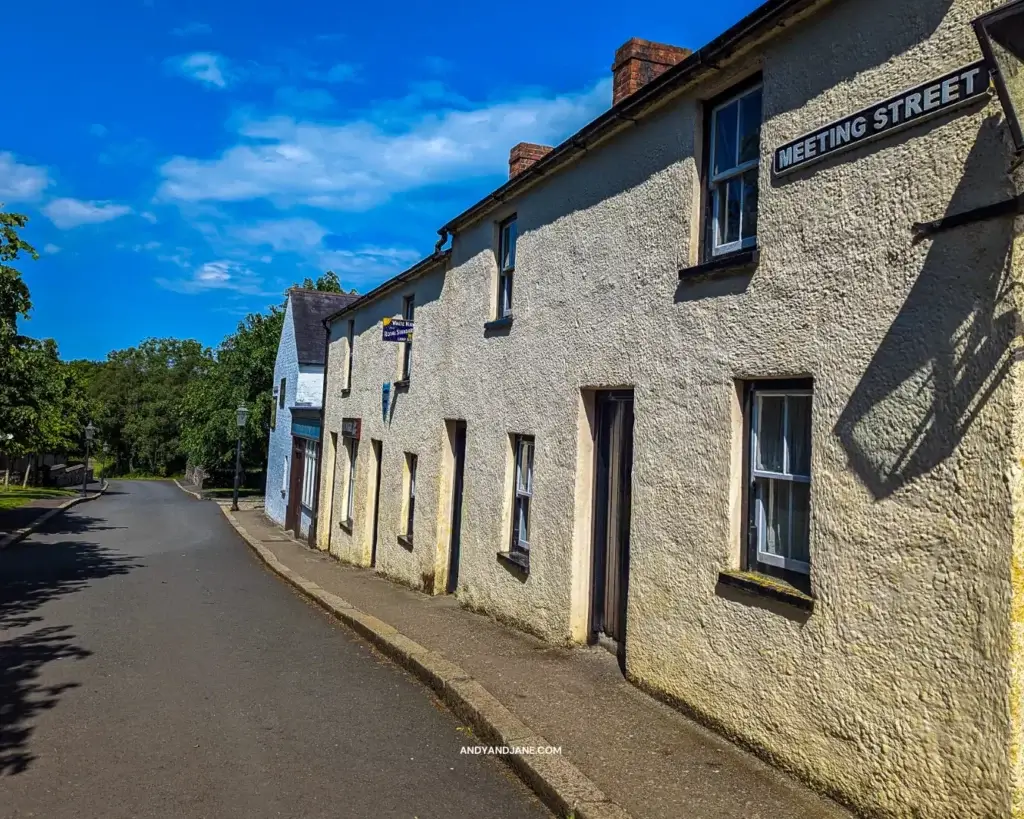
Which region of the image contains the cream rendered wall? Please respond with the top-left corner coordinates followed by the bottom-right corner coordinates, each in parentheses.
top-left (318, 0), bottom-right (1022, 814)
top-left (321, 264), bottom-right (449, 591)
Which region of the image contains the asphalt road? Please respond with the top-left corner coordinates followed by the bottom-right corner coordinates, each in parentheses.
top-left (0, 480), bottom-right (548, 819)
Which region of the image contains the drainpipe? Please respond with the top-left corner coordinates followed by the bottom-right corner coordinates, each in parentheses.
top-left (309, 318), bottom-right (332, 549)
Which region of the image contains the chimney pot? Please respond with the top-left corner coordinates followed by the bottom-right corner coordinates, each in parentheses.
top-left (509, 142), bottom-right (554, 178)
top-left (611, 38), bottom-right (691, 106)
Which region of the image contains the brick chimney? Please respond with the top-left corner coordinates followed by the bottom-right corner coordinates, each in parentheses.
top-left (509, 142), bottom-right (553, 178)
top-left (611, 38), bottom-right (691, 106)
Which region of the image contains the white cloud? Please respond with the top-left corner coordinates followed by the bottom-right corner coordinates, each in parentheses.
top-left (172, 21), bottom-right (212, 36)
top-left (274, 87), bottom-right (335, 111)
top-left (167, 52), bottom-right (231, 89)
top-left (232, 217), bottom-right (329, 252)
top-left (317, 63), bottom-right (357, 83)
top-left (155, 259), bottom-right (275, 295)
top-left (43, 198), bottom-right (132, 229)
top-left (317, 246), bottom-right (421, 284)
top-left (89, 123), bottom-right (108, 137)
top-left (0, 152), bottom-right (51, 202)
top-left (131, 241), bottom-right (163, 252)
top-left (140, 210), bottom-right (159, 223)
top-left (43, 243), bottom-right (61, 255)
top-left (156, 78), bottom-right (611, 210)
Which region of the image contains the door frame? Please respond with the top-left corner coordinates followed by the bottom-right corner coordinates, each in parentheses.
top-left (588, 390), bottom-right (635, 661)
top-left (366, 439), bottom-right (383, 568)
top-left (286, 436), bottom-right (305, 534)
top-left (446, 420), bottom-right (467, 594)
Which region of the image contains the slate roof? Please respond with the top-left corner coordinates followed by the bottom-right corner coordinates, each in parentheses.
top-left (290, 289), bottom-right (359, 365)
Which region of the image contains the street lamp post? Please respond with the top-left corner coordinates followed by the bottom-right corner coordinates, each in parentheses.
top-left (82, 422), bottom-right (96, 496)
top-left (232, 404), bottom-right (249, 512)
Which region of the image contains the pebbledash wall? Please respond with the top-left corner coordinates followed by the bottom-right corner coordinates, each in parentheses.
top-left (317, 0), bottom-right (1024, 815)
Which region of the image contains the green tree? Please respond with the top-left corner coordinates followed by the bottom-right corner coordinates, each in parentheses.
top-left (0, 209), bottom-right (36, 341)
top-left (181, 308), bottom-right (284, 475)
top-left (300, 269), bottom-right (344, 293)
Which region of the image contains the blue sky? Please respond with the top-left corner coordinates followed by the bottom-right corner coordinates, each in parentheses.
top-left (3, 0), bottom-right (761, 361)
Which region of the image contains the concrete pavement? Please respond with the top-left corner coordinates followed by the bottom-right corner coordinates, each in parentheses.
top-left (227, 507), bottom-right (854, 819)
top-left (0, 480), bottom-right (548, 819)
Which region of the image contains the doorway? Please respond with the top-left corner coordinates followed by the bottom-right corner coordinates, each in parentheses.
top-left (286, 437), bottom-right (305, 534)
top-left (446, 421), bottom-right (467, 593)
top-left (590, 390), bottom-right (635, 661)
top-left (324, 432), bottom-right (338, 548)
top-left (369, 439), bottom-right (383, 567)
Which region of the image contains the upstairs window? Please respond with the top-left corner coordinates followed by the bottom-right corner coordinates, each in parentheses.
top-left (498, 216), bottom-right (517, 318)
top-left (707, 83), bottom-right (762, 258)
top-left (401, 296), bottom-right (415, 380)
top-left (345, 319), bottom-right (355, 389)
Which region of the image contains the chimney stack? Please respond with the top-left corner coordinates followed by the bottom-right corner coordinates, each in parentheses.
top-left (509, 142), bottom-right (553, 178)
top-left (611, 38), bottom-right (691, 106)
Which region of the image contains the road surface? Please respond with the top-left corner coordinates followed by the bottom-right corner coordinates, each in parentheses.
top-left (0, 480), bottom-right (548, 818)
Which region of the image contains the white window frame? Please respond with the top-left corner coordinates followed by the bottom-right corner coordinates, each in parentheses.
top-left (301, 439), bottom-right (319, 509)
top-left (511, 435), bottom-right (534, 555)
top-left (750, 388), bottom-right (811, 574)
top-left (405, 453), bottom-right (417, 537)
top-left (401, 296), bottom-right (415, 380)
top-left (708, 84), bottom-right (762, 257)
top-left (341, 437), bottom-right (357, 523)
top-left (498, 216), bottom-right (516, 318)
top-left (345, 319), bottom-right (355, 389)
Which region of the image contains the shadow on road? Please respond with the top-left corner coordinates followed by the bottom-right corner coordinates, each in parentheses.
top-left (0, 522), bottom-right (142, 775)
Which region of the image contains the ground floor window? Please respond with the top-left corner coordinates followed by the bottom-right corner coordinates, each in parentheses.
top-left (301, 438), bottom-right (319, 509)
top-left (511, 435), bottom-right (534, 558)
top-left (403, 453), bottom-right (417, 539)
top-left (342, 437), bottom-right (358, 523)
top-left (747, 380), bottom-right (812, 578)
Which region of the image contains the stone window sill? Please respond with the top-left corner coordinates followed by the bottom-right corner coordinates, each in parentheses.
top-left (397, 533), bottom-right (414, 550)
top-left (338, 518), bottom-right (354, 533)
top-left (340, 387), bottom-right (351, 397)
top-left (717, 569), bottom-right (814, 612)
top-left (497, 549), bottom-right (530, 574)
top-left (679, 248), bottom-right (759, 280)
top-left (484, 314), bottom-right (514, 335)
top-left (394, 378), bottom-right (410, 391)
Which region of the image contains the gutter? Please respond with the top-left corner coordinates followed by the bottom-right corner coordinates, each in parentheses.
top-left (437, 0), bottom-right (826, 237)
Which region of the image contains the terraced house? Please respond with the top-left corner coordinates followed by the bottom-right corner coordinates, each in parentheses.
top-left (312, 0), bottom-right (1024, 814)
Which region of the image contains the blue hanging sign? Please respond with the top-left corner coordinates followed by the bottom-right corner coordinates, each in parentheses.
top-left (382, 317), bottom-right (414, 343)
top-left (382, 383), bottom-right (391, 422)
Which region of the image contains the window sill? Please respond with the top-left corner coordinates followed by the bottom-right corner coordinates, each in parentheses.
top-left (484, 314), bottom-right (514, 335)
top-left (394, 378), bottom-right (410, 391)
top-left (679, 248), bottom-right (759, 280)
top-left (496, 550), bottom-right (530, 574)
top-left (338, 518), bottom-right (354, 533)
top-left (717, 569), bottom-right (814, 611)
top-left (397, 533), bottom-right (414, 550)
top-left (340, 387), bottom-right (351, 397)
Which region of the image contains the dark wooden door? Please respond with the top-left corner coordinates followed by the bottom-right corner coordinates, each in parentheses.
top-left (590, 391), bottom-right (635, 651)
top-left (370, 440), bottom-right (382, 567)
top-left (286, 438), bottom-right (304, 533)
top-left (446, 421), bottom-right (467, 594)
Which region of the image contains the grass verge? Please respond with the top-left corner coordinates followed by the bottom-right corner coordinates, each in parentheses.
top-left (0, 485), bottom-right (79, 511)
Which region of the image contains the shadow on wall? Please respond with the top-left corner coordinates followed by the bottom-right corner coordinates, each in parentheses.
top-left (834, 116), bottom-right (1017, 500)
top-left (0, 527), bottom-right (141, 775)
